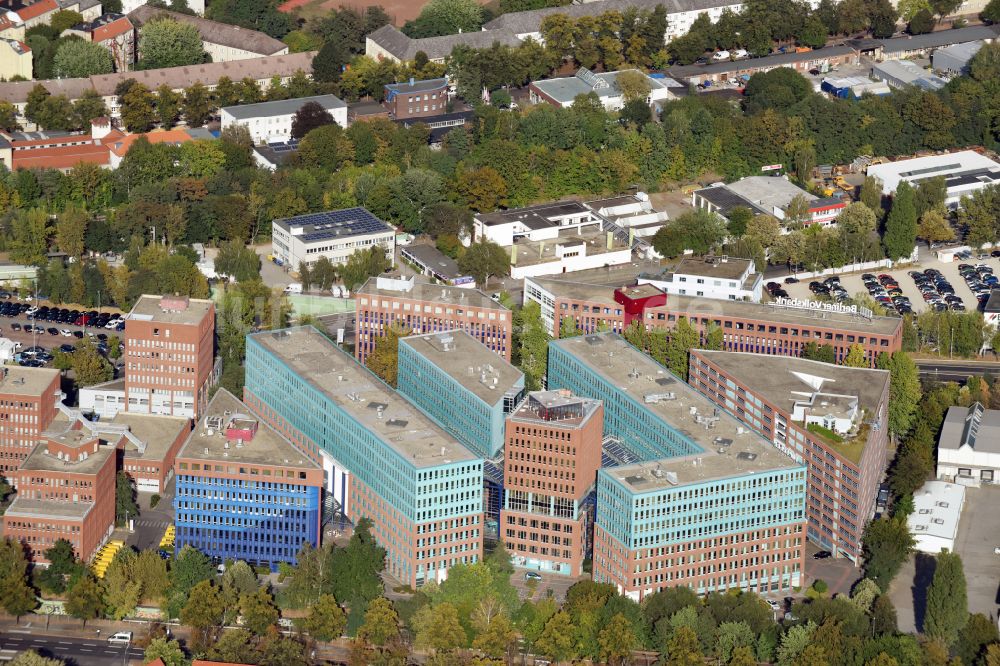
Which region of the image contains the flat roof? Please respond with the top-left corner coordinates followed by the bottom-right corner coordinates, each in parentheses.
top-left (877, 24), bottom-right (1000, 53)
top-left (0, 364), bottom-right (58, 396)
top-left (112, 412), bottom-right (190, 462)
top-left (694, 350), bottom-right (889, 463)
top-left (400, 244), bottom-right (464, 281)
top-left (532, 68), bottom-right (670, 103)
top-left (178, 388), bottom-right (318, 468)
top-left (668, 45), bottom-right (856, 78)
top-left (509, 390), bottom-right (601, 429)
top-left (512, 226), bottom-right (627, 266)
top-left (867, 150), bottom-right (1000, 193)
top-left (693, 184), bottom-right (769, 217)
top-left (529, 277), bottom-right (902, 335)
top-left (274, 207), bottom-right (393, 243)
top-left (670, 256), bottom-right (753, 281)
top-left (385, 78), bottom-right (447, 94)
top-left (4, 496), bottom-right (93, 520)
top-left (477, 201), bottom-right (591, 228)
top-left (400, 330), bottom-right (523, 405)
top-left (908, 480), bottom-right (964, 546)
top-left (222, 94), bottom-right (345, 120)
top-left (555, 333), bottom-right (800, 491)
top-left (128, 295), bottom-right (213, 326)
top-left (725, 176), bottom-right (817, 210)
top-left (251, 327), bottom-right (479, 467)
top-left (358, 275), bottom-right (506, 311)
top-left (20, 437), bottom-right (114, 475)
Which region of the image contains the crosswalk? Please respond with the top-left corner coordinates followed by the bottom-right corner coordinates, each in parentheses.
top-left (133, 519), bottom-right (169, 529)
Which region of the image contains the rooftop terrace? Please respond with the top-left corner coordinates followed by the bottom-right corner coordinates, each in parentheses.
top-left (251, 327), bottom-right (479, 468)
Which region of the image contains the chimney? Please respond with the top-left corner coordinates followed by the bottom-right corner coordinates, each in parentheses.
top-left (91, 116), bottom-right (111, 141)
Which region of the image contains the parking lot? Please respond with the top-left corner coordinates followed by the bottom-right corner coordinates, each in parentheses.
top-left (779, 253), bottom-right (1000, 315)
top-left (888, 485), bottom-right (1000, 633)
top-left (0, 298), bottom-right (123, 367)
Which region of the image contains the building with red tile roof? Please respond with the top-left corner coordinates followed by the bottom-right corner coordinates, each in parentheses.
top-left (65, 13), bottom-right (135, 71)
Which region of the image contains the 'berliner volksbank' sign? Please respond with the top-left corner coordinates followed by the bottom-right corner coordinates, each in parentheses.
top-left (774, 297), bottom-right (874, 320)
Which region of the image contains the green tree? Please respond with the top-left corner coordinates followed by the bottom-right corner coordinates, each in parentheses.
top-left (871, 594), bottom-right (898, 635)
top-left (715, 621), bottom-right (755, 662)
top-left (666, 625), bottom-right (703, 665)
top-left (178, 140), bottom-right (226, 179)
top-left (0, 538), bottom-right (38, 620)
top-left (180, 580), bottom-right (225, 632)
top-left (598, 613), bottom-right (637, 666)
top-left (956, 612), bottom-right (998, 665)
top-left (405, 0), bottom-right (483, 37)
top-left (356, 597), bottom-right (400, 647)
top-left (181, 82), bottom-right (213, 127)
top-left (65, 574), bottom-right (104, 626)
top-left (803, 341), bottom-right (837, 364)
top-left (536, 610), bottom-right (576, 662)
top-left (143, 637), bottom-right (188, 666)
top-left (10, 208), bottom-right (51, 266)
top-left (984, 0), bottom-right (1000, 22)
top-left (414, 602), bottom-right (466, 653)
top-left (71, 339), bottom-right (113, 386)
top-left (365, 322), bottom-right (408, 387)
top-left (519, 301), bottom-right (549, 391)
top-left (884, 181), bottom-right (917, 260)
top-left (916, 210), bottom-right (954, 246)
top-left (340, 246), bottom-right (391, 291)
top-left (312, 40), bottom-right (349, 83)
top-left (8, 652), bottom-right (64, 666)
top-left (206, 629), bottom-right (258, 664)
top-left (559, 316), bottom-right (581, 338)
top-left (458, 241), bottom-right (509, 287)
top-left (115, 470), bottom-right (139, 525)
top-left (0, 100), bottom-right (19, 131)
top-left (164, 545), bottom-right (215, 619)
top-left (862, 517), bottom-right (915, 591)
top-left (324, 518), bottom-right (386, 631)
top-left (876, 351), bottom-right (922, 438)
top-left (155, 84), bottom-right (182, 128)
top-left (908, 8), bottom-right (936, 33)
top-left (53, 39), bottom-right (113, 77)
top-left (215, 241), bottom-right (261, 282)
top-left (843, 342), bottom-right (869, 367)
top-left (456, 167), bottom-right (508, 212)
top-left (138, 17), bottom-right (206, 69)
top-left (652, 210), bottom-right (728, 259)
top-left (924, 550), bottom-right (968, 646)
top-left (304, 594), bottom-right (346, 642)
top-left (472, 611), bottom-right (517, 660)
top-left (120, 83), bottom-right (157, 133)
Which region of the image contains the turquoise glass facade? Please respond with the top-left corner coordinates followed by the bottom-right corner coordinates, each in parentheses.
top-left (396, 339), bottom-right (523, 459)
top-left (547, 341), bottom-right (702, 461)
top-left (244, 329), bottom-right (484, 586)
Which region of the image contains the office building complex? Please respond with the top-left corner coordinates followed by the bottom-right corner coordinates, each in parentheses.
top-left (548, 333), bottom-right (807, 600)
top-left (524, 277), bottom-right (902, 366)
top-left (244, 326), bottom-right (484, 587)
top-left (112, 412), bottom-right (191, 494)
top-left (355, 275), bottom-right (513, 363)
top-left (383, 78), bottom-right (449, 119)
top-left (124, 295), bottom-right (216, 418)
top-left (173, 389), bottom-right (322, 571)
top-left (502, 391), bottom-right (602, 576)
top-left (3, 415), bottom-right (117, 562)
top-left (220, 94), bottom-right (347, 144)
top-left (398, 331), bottom-right (524, 460)
top-left (0, 365), bottom-right (62, 473)
top-left (271, 207), bottom-right (395, 273)
top-left (689, 350), bottom-right (891, 561)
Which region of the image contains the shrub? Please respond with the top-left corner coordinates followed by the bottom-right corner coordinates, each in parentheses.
top-left (150, 494), bottom-right (161, 509)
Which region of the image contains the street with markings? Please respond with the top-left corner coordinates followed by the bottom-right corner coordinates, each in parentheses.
top-left (0, 633), bottom-right (143, 665)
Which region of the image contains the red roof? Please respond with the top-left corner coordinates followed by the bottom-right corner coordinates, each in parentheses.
top-left (92, 16), bottom-right (133, 42)
top-left (15, 0), bottom-right (57, 21)
top-left (12, 142), bottom-right (109, 171)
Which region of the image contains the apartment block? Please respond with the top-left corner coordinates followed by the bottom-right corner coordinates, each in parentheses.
top-left (0, 365), bottom-right (62, 473)
top-left (120, 295), bottom-right (216, 418)
top-left (355, 275), bottom-right (512, 363)
top-left (524, 277), bottom-right (902, 366)
top-left (502, 391), bottom-right (602, 576)
top-left (244, 326), bottom-right (484, 587)
top-left (689, 350), bottom-right (891, 562)
top-left (3, 416), bottom-right (116, 562)
top-left (173, 389), bottom-right (322, 571)
top-left (548, 333), bottom-right (807, 600)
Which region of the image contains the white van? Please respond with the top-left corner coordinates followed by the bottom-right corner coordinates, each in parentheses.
top-left (283, 283), bottom-right (303, 294)
top-left (712, 50), bottom-right (731, 60)
top-left (733, 49), bottom-right (749, 59)
top-left (331, 286), bottom-right (342, 298)
top-left (107, 631), bottom-right (132, 645)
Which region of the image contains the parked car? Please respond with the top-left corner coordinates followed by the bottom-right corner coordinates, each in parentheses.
top-left (107, 632), bottom-right (132, 646)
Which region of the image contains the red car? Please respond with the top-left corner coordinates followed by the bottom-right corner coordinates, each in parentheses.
top-left (74, 314), bottom-right (91, 326)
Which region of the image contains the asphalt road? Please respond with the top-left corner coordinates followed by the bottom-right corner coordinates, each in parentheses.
top-left (0, 632), bottom-right (143, 666)
top-left (915, 359), bottom-right (1000, 382)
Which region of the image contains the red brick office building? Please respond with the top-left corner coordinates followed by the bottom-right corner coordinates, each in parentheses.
top-left (502, 390), bottom-right (603, 577)
top-left (525, 277), bottom-right (903, 367)
top-left (3, 424), bottom-right (116, 563)
top-left (689, 349), bottom-right (892, 562)
top-left (0, 366), bottom-right (62, 473)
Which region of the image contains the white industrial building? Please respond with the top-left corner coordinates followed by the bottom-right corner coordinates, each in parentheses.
top-left (220, 94), bottom-right (347, 145)
top-left (529, 68), bottom-right (677, 111)
top-left (870, 60), bottom-right (947, 91)
top-left (867, 150), bottom-right (1000, 210)
top-left (908, 481), bottom-right (965, 554)
top-left (271, 207), bottom-right (395, 273)
top-left (585, 193), bottom-right (669, 238)
top-left (473, 201), bottom-right (634, 279)
top-left (937, 402), bottom-right (1000, 485)
top-left (638, 255), bottom-right (763, 302)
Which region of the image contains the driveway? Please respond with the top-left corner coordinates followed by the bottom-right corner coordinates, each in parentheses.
top-left (127, 477), bottom-right (176, 552)
top-left (888, 485), bottom-right (1000, 634)
top-left (803, 541), bottom-right (862, 597)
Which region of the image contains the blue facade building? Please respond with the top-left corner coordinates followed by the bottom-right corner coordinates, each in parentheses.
top-left (172, 388), bottom-right (322, 571)
top-left (548, 333), bottom-right (807, 600)
top-left (243, 326), bottom-right (484, 588)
